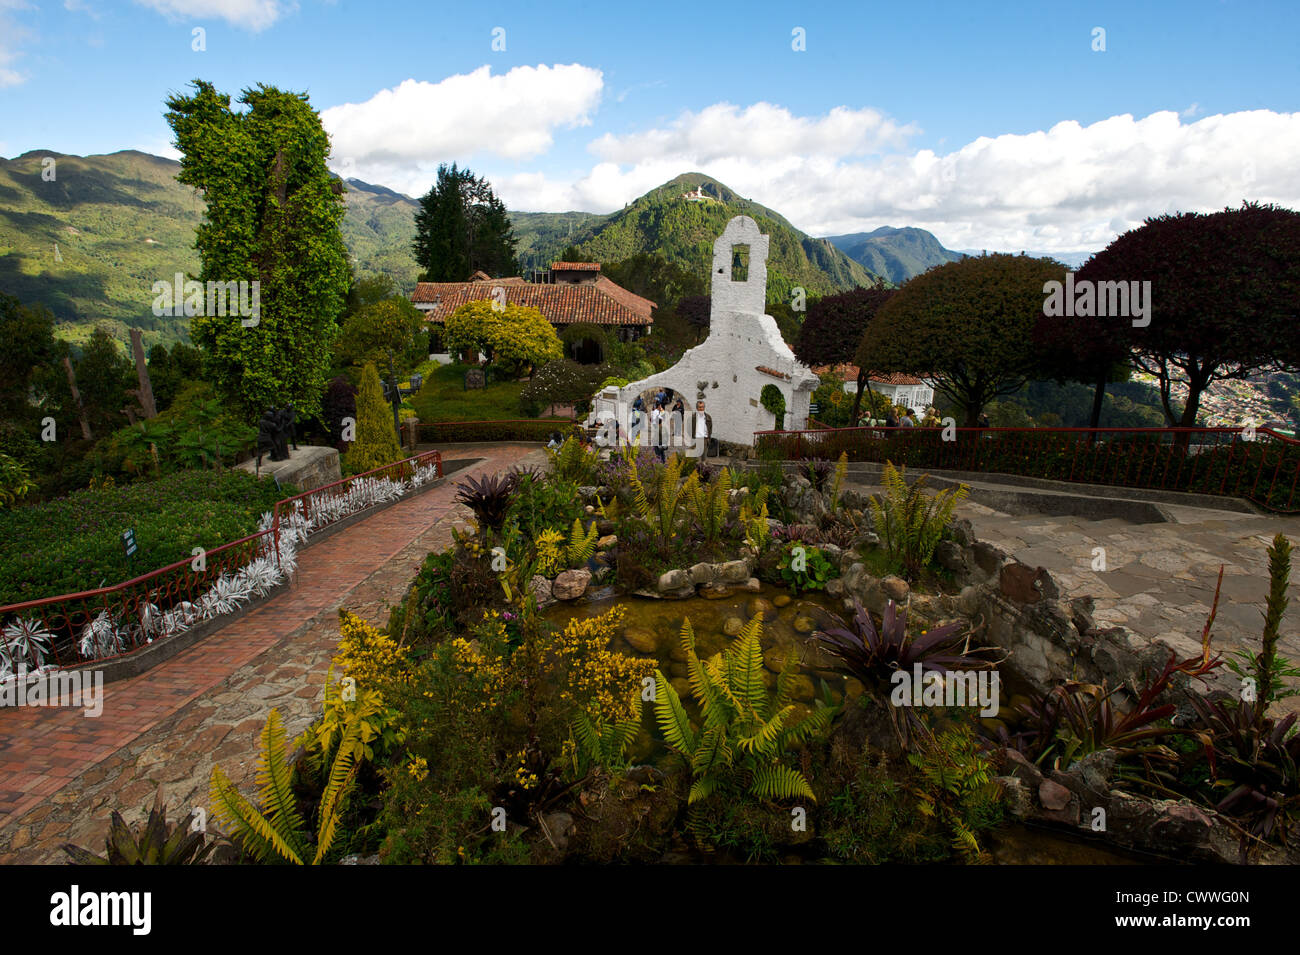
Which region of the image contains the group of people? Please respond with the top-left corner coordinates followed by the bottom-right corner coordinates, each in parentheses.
top-left (856, 406), bottom-right (992, 429)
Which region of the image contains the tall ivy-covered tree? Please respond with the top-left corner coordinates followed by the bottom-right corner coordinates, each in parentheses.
top-left (413, 164), bottom-right (518, 281)
top-left (1075, 202), bottom-right (1300, 429)
top-left (794, 284), bottom-right (895, 422)
top-left (856, 255), bottom-right (1066, 426)
top-left (165, 80), bottom-right (350, 420)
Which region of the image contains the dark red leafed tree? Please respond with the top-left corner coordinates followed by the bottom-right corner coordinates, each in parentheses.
top-left (794, 284), bottom-right (896, 422)
top-left (1077, 202), bottom-right (1300, 429)
top-left (1032, 287), bottom-right (1132, 429)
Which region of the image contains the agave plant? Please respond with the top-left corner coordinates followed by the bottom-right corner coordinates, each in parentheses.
top-left (454, 471), bottom-right (518, 532)
top-left (63, 787), bottom-right (216, 865)
top-left (238, 557), bottom-right (283, 598)
top-left (197, 573), bottom-right (252, 619)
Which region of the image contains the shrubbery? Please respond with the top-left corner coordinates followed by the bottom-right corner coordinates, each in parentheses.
top-left (0, 469), bottom-right (289, 605)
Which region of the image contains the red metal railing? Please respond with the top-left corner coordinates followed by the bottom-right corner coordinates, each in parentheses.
top-left (1, 451), bottom-right (443, 670)
top-left (753, 425), bottom-right (1300, 513)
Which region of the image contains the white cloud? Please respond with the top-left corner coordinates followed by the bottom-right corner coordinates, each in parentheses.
top-left (0, 0), bottom-right (33, 88)
top-left (321, 64), bottom-right (604, 194)
top-left (133, 0), bottom-right (296, 31)
top-left (589, 101), bottom-right (919, 164)
top-left (494, 107), bottom-right (1300, 255)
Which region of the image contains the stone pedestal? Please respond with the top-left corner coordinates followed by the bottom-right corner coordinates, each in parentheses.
top-left (237, 445), bottom-right (341, 492)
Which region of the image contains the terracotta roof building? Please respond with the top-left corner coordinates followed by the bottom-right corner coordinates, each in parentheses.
top-left (411, 264), bottom-right (655, 344)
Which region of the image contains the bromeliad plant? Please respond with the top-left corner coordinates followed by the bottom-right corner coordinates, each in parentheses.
top-left (653, 615), bottom-right (835, 808)
top-left (814, 597), bottom-right (996, 747)
top-left (454, 471), bottom-right (518, 534)
top-left (63, 786), bottom-right (217, 865)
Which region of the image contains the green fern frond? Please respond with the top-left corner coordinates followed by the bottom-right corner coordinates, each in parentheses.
top-left (313, 737), bottom-right (361, 864)
top-left (749, 763), bottom-right (816, 802)
top-left (739, 706), bottom-right (791, 757)
top-left (210, 764), bottom-right (304, 865)
top-left (653, 670), bottom-right (696, 756)
top-left (254, 710), bottom-right (310, 862)
top-left (565, 517), bottom-right (599, 567)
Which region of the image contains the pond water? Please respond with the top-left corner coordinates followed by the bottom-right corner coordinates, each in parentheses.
top-left (544, 586), bottom-right (1164, 865)
top-left (543, 583), bottom-right (859, 708)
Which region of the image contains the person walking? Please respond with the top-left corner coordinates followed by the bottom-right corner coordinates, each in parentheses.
top-left (884, 407), bottom-right (899, 429)
top-left (651, 401), bottom-right (666, 463)
top-left (900, 408), bottom-right (916, 427)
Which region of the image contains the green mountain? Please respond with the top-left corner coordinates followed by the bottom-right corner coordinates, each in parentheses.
top-left (823, 226), bottom-right (966, 284)
top-left (540, 173), bottom-right (878, 302)
top-left (1, 155), bottom-right (875, 348)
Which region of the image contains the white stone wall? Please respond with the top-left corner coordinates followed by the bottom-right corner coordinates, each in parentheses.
top-left (597, 217), bottom-right (819, 446)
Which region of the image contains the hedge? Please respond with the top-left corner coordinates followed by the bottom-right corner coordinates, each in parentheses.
top-left (418, 419), bottom-right (582, 444)
top-left (755, 429), bottom-right (1300, 512)
top-left (0, 470), bottom-right (292, 606)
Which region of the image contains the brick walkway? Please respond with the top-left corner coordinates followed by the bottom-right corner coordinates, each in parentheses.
top-left (0, 445), bottom-right (544, 863)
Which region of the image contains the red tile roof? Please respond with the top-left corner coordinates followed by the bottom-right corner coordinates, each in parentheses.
top-left (811, 363), bottom-right (931, 386)
top-left (551, 261), bottom-right (602, 271)
top-left (412, 280), bottom-right (653, 327)
top-left (594, 275), bottom-right (656, 318)
top-left (756, 365), bottom-right (792, 380)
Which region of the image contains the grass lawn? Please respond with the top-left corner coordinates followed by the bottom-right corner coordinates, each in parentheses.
top-left (408, 362), bottom-right (569, 423)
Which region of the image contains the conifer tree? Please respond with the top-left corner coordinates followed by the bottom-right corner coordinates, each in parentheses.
top-left (347, 362), bottom-right (403, 473)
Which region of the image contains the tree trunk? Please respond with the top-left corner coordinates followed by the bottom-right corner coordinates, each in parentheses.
top-left (129, 328), bottom-right (157, 419)
top-left (852, 370), bottom-right (867, 423)
top-left (63, 356), bottom-right (92, 440)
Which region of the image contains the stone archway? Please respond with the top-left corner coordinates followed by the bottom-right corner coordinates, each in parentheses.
top-left (592, 216), bottom-right (818, 448)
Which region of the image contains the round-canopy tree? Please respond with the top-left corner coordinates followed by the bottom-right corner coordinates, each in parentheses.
top-left (856, 254), bottom-right (1067, 426)
top-left (1076, 202), bottom-right (1300, 429)
top-left (794, 284), bottom-right (895, 422)
top-left (444, 300), bottom-right (562, 378)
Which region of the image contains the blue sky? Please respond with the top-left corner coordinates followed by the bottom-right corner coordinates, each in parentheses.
top-left (3, 0), bottom-right (1298, 252)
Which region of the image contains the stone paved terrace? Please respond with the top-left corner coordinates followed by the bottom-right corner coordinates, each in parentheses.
top-left (0, 444), bottom-right (546, 864)
top-left (955, 496), bottom-right (1300, 704)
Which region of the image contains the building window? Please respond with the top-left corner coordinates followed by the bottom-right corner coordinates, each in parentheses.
top-left (731, 244), bottom-right (749, 282)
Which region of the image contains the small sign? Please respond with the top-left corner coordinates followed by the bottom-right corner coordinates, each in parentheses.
top-left (122, 528), bottom-right (138, 558)
top-left (464, 368), bottom-right (486, 390)
top-left (809, 402), bottom-right (820, 414)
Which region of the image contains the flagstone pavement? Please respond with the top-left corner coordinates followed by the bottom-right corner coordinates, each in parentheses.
top-left (0, 444), bottom-right (546, 864)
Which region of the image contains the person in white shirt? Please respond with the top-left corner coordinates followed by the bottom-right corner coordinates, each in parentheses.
top-left (650, 402), bottom-right (666, 462)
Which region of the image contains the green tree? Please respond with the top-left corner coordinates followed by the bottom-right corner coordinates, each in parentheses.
top-left (165, 80), bottom-right (350, 420)
top-left (1075, 202), bottom-right (1300, 429)
top-left (795, 284), bottom-right (896, 422)
top-left (75, 328), bottom-right (134, 438)
top-left (856, 254), bottom-right (1067, 426)
top-left (413, 163), bottom-right (518, 281)
top-left (337, 298), bottom-right (427, 376)
top-left (444, 300), bottom-right (562, 378)
top-left (347, 362), bottom-right (403, 474)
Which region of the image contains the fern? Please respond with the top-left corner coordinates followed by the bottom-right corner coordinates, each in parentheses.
top-left (686, 467), bottom-right (733, 545)
top-left (208, 707), bottom-right (368, 866)
top-left (651, 614), bottom-right (836, 810)
top-left (564, 517), bottom-right (599, 568)
top-left (570, 695), bottom-right (643, 775)
top-left (869, 461), bottom-right (968, 581)
top-left (829, 451), bottom-right (848, 511)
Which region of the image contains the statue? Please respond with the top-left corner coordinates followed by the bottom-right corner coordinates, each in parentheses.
top-left (256, 405), bottom-right (299, 466)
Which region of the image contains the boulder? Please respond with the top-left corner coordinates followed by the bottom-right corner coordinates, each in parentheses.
top-left (717, 559), bottom-right (751, 584)
top-left (1038, 778), bottom-right (1072, 812)
top-left (540, 811), bottom-right (576, 851)
top-left (741, 577), bottom-right (762, 593)
top-left (999, 562), bottom-right (1056, 605)
top-left (657, 569), bottom-right (689, 593)
top-left (881, 575), bottom-right (910, 603)
top-left (688, 562), bottom-right (717, 585)
top-left (745, 597), bottom-right (778, 621)
top-left (972, 540), bottom-right (1007, 577)
top-left (773, 594), bottom-right (792, 608)
top-left (597, 534), bottom-right (618, 550)
top-left (826, 579), bottom-right (845, 597)
top-left (700, 584), bottom-right (733, 599)
top-left (934, 539), bottom-right (967, 573)
top-left (552, 568), bottom-right (592, 601)
top-left (529, 574), bottom-right (555, 610)
top-left (723, 616), bottom-right (745, 637)
top-left (623, 627), bottom-right (659, 654)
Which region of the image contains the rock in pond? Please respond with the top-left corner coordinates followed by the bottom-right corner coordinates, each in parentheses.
top-left (723, 616), bottom-right (745, 637)
top-left (793, 615), bottom-right (817, 634)
top-left (552, 568), bottom-right (592, 601)
top-left (745, 597), bottom-right (778, 621)
top-left (624, 627), bottom-right (659, 654)
top-left (773, 594), bottom-right (792, 608)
